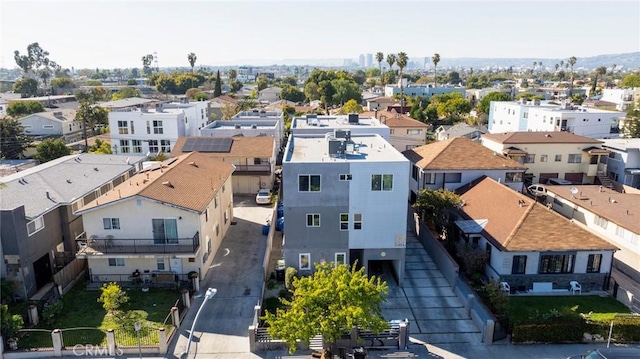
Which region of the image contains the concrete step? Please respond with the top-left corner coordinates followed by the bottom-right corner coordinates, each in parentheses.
top-left (403, 276), bottom-right (450, 288)
top-left (414, 319), bottom-right (480, 334)
top-left (410, 332), bottom-right (483, 344)
top-left (401, 296), bottom-right (464, 309)
top-left (411, 307), bottom-right (470, 321)
top-left (402, 286), bottom-right (457, 298)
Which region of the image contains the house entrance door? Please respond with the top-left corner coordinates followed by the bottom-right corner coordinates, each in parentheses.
top-left (170, 258), bottom-right (183, 275)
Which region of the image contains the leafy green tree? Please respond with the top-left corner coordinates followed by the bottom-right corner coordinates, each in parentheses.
top-left (478, 92), bottom-right (512, 115)
top-left (85, 80), bottom-right (102, 86)
top-left (262, 262), bottom-right (389, 355)
top-left (1, 304), bottom-right (24, 340)
top-left (318, 80), bottom-right (335, 114)
top-left (187, 52), bottom-right (197, 72)
top-left (397, 52), bottom-right (408, 112)
top-left (227, 69), bottom-right (237, 81)
top-left (375, 52), bottom-right (384, 86)
top-left (256, 75), bottom-right (269, 91)
top-left (76, 101), bottom-right (108, 149)
top-left (50, 77), bottom-right (75, 92)
top-left (214, 70), bottom-right (223, 97)
top-left (515, 92), bottom-right (544, 101)
top-left (111, 87), bottom-right (141, 101)
top-left (437, 97), bottom-right (472, 121)
top-left (280, 85), bottom-right (305, 103)
top-left (194, 92), bottom-right (209, 101)
top-left (126, 79), bottom-right (138, 86)
top-left (591, 66), bottom-right (607, 93)
top-left (621, 73), bottom-right (640, 88)
top-left (413, 188), bottom-right (463, 229)
top-left (465, 74), bottom-right (491, 89)
top-left (351, 70), bottom-right (366, 86)
top-left (331, 78), bottom-right (362, 106)
top-left (141, 54), bottom-right (154, 75)
top-left (339, 99), bottom-right (363, 114)
top-left (6, 101), bottom-right (44, 117)
top-left (13, 78), bottom-right (38, 98)
top-left (0, 118), bottom-right (32, 159)
top-left (98, 282), bottom-right (129, 313)
top-left (221, 103), bottom-right (239, 120)
top-left (88, 139), bottom-right (113, 154)
top-left (229, 80), bottom-right (243, 93)
top-left (432, 53), bottom-right (441, 87)
top-left (35, 138), bottom-right (71, 163)
top-left (623, 99), bottom-right (640, 138)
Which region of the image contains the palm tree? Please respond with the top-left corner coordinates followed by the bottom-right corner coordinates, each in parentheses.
top-left (568, 56), bottom-right (577, 96)
top-left (592, 66), bottom-right (607, 94)
top-left (432, 53), bottom-right (440, 87)
top-left (532, 61), bottom-right (537, 75)
top-left (187, 52), bottom-right (197, 72)
top-left (609, 64), bottom-right (617, 88)
top-left (555, 63), bottom-right (559, 72)
top-left (375, 52), bottom-right (384, 87)
top-left (396, 52), bottom-right (408, 113)
top-left (386, 53), bottom-right (396, 86)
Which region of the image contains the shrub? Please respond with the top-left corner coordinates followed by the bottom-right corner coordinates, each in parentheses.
top-left (586, 317), bottom-right (640, 342)
top-left (512, 319), bottom-right (587, 343)
top-left (266, 280), bottom-right (276, 290)
top-left (284, 267), bottom-right (297, 290)
top-left (42, 301), bottom-right (64, 328)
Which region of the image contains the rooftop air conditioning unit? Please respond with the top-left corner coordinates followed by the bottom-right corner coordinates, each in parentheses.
top-left (251, 124), bottom-right (258, 129)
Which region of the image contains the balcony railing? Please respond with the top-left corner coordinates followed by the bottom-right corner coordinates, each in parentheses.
top-left (233, 164), bottom-right (271, 173)
top-left (77, 232), bottom-right (200, 255)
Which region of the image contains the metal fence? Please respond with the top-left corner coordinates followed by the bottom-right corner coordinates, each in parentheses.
top-left (16, 329), bottom-right (53, 350)
top-left (114, 326), bottom-right (159, 347)
top-left (61, 327), bottom-right (108, 348)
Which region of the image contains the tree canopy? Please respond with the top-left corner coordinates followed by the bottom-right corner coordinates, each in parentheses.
top-left (477, 92), bottom-right (512, 115)
top-left (621, 73), bottom-right (640, 88)
top-left (0, 118), bottom-right (32, 159)
top-left (262, 262), bottom-right (389, 354)
top-left (413, 188), bottom-right (463, 229)
top-left (88, 139), bottom-right (113, 154)
top-left (13, 78), bottom-right (38, 98)
top-left (111, 87), bottom-right (141, 101)
top-left (280, 85), bottom-right (305, 103)
top-left (6, 101), bottom-right (44, 118)
top-left (623, 99), bottom-right (640, 138)
top-left (339, 99), bottom-right (363, 114)
top-left (35, 138), bottom-right (71, 163)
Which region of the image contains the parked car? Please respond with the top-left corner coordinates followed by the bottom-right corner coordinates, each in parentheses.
top-left (527, 184), bottom-right (547, 197)
top-left (255, 189), bottom-right (272, 205)
top-left (547, 178), bottom-right (573, 185)
top-left (567, 347), bottom-right (640, 359)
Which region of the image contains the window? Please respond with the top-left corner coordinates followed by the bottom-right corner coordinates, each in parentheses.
top-left (424, 173), bottom-right (435, 185)
top-left (524, 154), bottom-right (535, 163)
top-left (505, 172), bottom-right (523, 183)
top-left (119, 140), bottom-right (130, 154)
top-left (411, 166), bottom-right (418, 181)
top-left (152, 219), bottom-right (178, 244)
top-left (130, 121), bottom-right (135, 134)
top-left (222, 184), bottom-right (226, 193)
top-left (511, 255), bottom-right (527, 274)
top-left (103, 218), bottom-right (120, 230)
top-left (540, 155), bottom-right (548, 162)
top-left (254, 158), bottom-right (262, 165)
top-left (335, 253), bottom-right (346, 266)
top-left (153, 120), bottom-right (163, 134)
top-left (539, 254), bottom-right (574, 274)
top-left (214, 195), bottom-right (218, 208)
top-left (307, 213), bottom-right (320, 227)
top-left (485, 243), bottom-right (492, 262)
top-left (299, 253), bottom-right (311, 270)
top-left (406, 129), bottom-right (422, 135)
top-left (224, 210), bottom-right (228, 224)
top-left (354, 214), bottom-right (362, 230)
top-left (108, 258), bottom-right (125, 267)
top-left (616, 226), bottom-right (639, 246)
top-left (586, 254), bottom-right (602, 273)
top-left (156, 258), bottom-right (166, 270)
top-left (43, 125), bottom-right (54, 129)
top-left (568, 154), bottom-right (582, 163)
top-left (146, 121), bottom-right (151, 134)
top-left (299, 175), bottom-right (321, 192)
top-left (444, 173), bottom-right (462, 183)
top-left (339, 174), bottom-right (352, 181)
top-left (553, 197), bottom-right (564, 207)
top-left (340, 214), bottom-right (348, 230)
top-left (148, 140), bottom-right (159, 153)
top-left (132, 140), bottom-right (142, 153)
top-left (118, 121), bottom-right (128, 134)
top-left (371, 174), bottom-right (393, 191)
top-left (593, 215), bottom-right (608, 229)
top-left (161, 140), bottom-right (171, 153)
top-left (27, 216), bottom-right (45, 236)
top-left (205, 208), bottom-right (209, 222)
top-left (555, 154), bottom-right (562, 162)
top-left (215, 223), bottom-right (220, 237)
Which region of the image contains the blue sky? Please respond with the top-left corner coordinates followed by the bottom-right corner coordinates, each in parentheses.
top-left (1, 0), bottom-right (639, 69)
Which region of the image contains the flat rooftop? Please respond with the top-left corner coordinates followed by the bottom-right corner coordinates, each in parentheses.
top-left (292, 115), bottom-right (387, 130)
top-left (203, 120), bottom-right (278, 130)
top-left (285, 133), bottom-right (405, 163)
top-left (601, 138), bottom-right (640, 151)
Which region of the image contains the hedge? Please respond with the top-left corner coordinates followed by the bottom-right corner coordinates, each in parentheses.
top-left (587, 317), bottom-right (640, 342)
top-left (512, 317), bottom-right (640, 344)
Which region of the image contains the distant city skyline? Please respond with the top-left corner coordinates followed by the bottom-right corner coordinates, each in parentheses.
top-left (1, 0), bottom-right (639, 69)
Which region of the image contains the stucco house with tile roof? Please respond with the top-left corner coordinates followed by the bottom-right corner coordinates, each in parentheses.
top-left (74, 152), bottom-right (235, 288)
top-left (403, 138), bottom-right (526, 201)
top-left (361, 110), bottom-right (428, 151)
top-left (454, 177), bottom-right (618, 293)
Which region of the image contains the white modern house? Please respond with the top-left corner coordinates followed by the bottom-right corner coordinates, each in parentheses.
top-left (282, 131), bottom-right (409, 285)
top-left (200, 120), bottom-right (282, 150)
top-left (291, 113), bottom-right (390, 141)
top-left (384, 81), bottom-right (466, 98)
top-left (601, 138), bottom-right (640, 188)
top-left (74, 152), bottom-right (235, 287)
top-left (230, 110), bottom-right (285, 149)
top-left (488, 100), bottom-right (625, 139)
top-left (600, 88), bottom-right (638, 111)
top-left (454, 177), bottom-right (618, 293)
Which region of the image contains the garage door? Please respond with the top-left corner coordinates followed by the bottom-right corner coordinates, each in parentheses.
top-left (539, 173), bottom-right (559, 184)
top-left (564, 173), bottom-right (583, 184)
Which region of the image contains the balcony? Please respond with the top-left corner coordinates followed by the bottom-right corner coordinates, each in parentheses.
top-left (233, 164), bottom-right (271, 175)
top-left (76, 232), bottom-right (200, 255)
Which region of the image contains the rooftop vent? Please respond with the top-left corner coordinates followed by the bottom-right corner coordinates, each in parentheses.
top-left (251, 124), bottom-right (258, 129)
top-left (94, 167), bottom-right (99, 171)
top-left (234, 124), bottom-right (241, 129)
top-left (348, 113), bottom-right (359, 124)
top-left (162, 181), bottom-right (174, 188)
top-left (189, 161), bottom-right (199, 167)
top-left (66, 179), bottom-right (72, 184)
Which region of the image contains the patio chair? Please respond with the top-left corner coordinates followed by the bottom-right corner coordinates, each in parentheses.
top-left (500, 281), bottom-right (511, 295)
top-left (570, 280), bottom-right (582, 295)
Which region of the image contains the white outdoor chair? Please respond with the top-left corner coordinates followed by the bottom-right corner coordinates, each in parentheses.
top-left (500, 281), bottom-right (511, 295)
top-left (570, 281), bottom-right (582, 295)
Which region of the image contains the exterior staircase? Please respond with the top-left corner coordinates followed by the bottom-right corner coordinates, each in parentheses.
top-left (597, 171), bottom-right (614, 189)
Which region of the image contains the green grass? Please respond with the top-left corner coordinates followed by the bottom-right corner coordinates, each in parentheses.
top-left (509, 295), bottom-right (632, 323)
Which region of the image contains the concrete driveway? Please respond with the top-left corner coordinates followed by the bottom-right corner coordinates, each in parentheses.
top-left (167, 195), bottom-right (273, 359)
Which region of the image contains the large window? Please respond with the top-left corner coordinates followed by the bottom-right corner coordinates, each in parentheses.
top-left (161, 140), bottom-right (171, 153)
top-left (119, 140), bottom-right (130, 154)
top-left (306, 214), bottom-right (320, 227)
top-left (354, 214), bottom-right (362, 230)
top-left (340, 214), bottom-right (348, 230)
top-left (594, 215), bottom-right (608, 229)
top-left (511, 255), bottom-right (527, 274)
top-left (568, 154), bottom-right (582, 163)
top-left (103, 218), bottom-right (120, 230)
top-left (299, 253), bottom-right (311, 270)
top-left (118, 121), bottom-right (128, 134)
top-left (411, 166), bottom-right (418, 181)
top-left (149, 140), bottom-right (159, 154)
top-left (555, 154), bottom-right (562, 162)
top-left (539, 254), bottom-right (574, 274)
top-left (335, 253), bottom-right (346, 266)
top-left (108, 258), bottom-right (125, 267)
top-left (153, 120), bottom-right (163, 134)
top-left (406, 129), bottom-right (422, 135)
top-left (586, 254), bottom-right (602, 273)
top-left (27, 216), bottom-right (45, 236)
top-left (156, 258), bottom-right (166, 270)
top-left (424, 173), bottom-right (435, 185)
top-left (132, 140), bottom-right (142, 153)
top-left (444, 173), bottom-right (462, 183)
top-left (371, 174), bottom-right (393, 191)
top-left (299, 175), bottom-right (321, 192)
top-left (152, 218), bottom-right (178, 244)
top-left (524, 154), bottom-right (535, 163)
top-left (505, 172), bottom-right (523, 183)
top-left (540, 155), bottom-right (548, 162)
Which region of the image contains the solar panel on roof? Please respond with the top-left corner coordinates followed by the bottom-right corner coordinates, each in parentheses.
top-left (181, 138), bottom-right (233, 153)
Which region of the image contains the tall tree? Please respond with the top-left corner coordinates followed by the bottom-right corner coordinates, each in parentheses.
top-left (187, 52), bottom-right (197, 72)
top-left (6, 101), bottom-right (44, 118)
top-left (0, 119), bottom-right (32, 159)
top-left (375, 52), bottom-right (384, 87)
top-left (76, 100), bottom-right (108, 150)
top-left (386, 54), bottom-right (396, 85)
top-left (591, 66), bottom-right (607, 94)
top-left (568, 56), bottom-right (577, 96)
top-left (141, 54), bottom-right (154, 76)
top-left (622, 99), bottom-right (640, 138)
top-left (12, 78), bottom-right (38, 98)
top-left (214, 70), bottom-right (222, 97)
top-left (227, 69), bottom-right (237, 81)
top-left (396, 52), bottom-right (408, 114)
top-left (262, 262), bottom-right (388, 355)
top-left (432, 53), bottom-right (441, 87)
top-left (35, 138), bottom-right (71, 163)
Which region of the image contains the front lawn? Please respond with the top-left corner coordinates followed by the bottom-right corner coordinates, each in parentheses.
top-left (509, 295), bottom-right (631, 323)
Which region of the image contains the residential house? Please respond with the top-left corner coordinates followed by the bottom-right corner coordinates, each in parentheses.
top-left (19, 109), bottom-right (83, 142)
top-left (361, 110), bottom-right (428, 151)
top-left (209, 95), bottom-right (239, 107)
top-left (282, 132), bottom-right (410, 285)
top-left (171, 136), bottom-right (276, 194)
top-left (258, 86), bottom-right (282, 103)
top-left (403, 138), bottom-right (526, 202)
top-left (601, 138), bottom-right (640, 188)
top-left (481, 131), bottom-right (610, 185)
top-left (366, 97), bottom-right (398, 111)
top-left (201, 120), bottom-right (282, 150)
top-left (230, 110), bottom-right (285, 149)
top-left (384, 83), bottom-right (466, 99)
top-left (488, 100), bottom-right (625, 139)
top-left (600, 88), bottom-right (638, 111)
top-left (544, 185), bottom-right (640, 292)
top-left (434, 123), bottom-right (487, 142)
top-left (291, 113), bottom-right (390, 141)
top-left (98, 97), bottom-right (159, 112)
top-left (0, 98), bottom-right (8, 117)
top-left (162, 99), bottom-right (211, 136)
top-left (454, 177), bottom-right (618, 292)
top-left (74, 152), bottom-right (235, 287)
top-left (465, 88), bottom-right (514, 106)
top-left (0, 154), bottom-right (143, 299)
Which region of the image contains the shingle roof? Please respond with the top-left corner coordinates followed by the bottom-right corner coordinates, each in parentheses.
top-left (457, 177), bottom-right (618, 252)
top-left (0, 154), bottom-right (142, 218)
top-left (367, 97), bottom-right (398, 103)
top-left (440, 123), bottom-right (487, 138)
top-left (402, 137), bottom-right (526, 170)
top-left (19, 110), bottom-right (77, 123)
top-left (482, 131), bottom-right (603, 144)
top-left (171, 136), bottom-right (275, 158)
top-left (77, 152), bottom-right (234, 214)
top-left (360, 110), bottom-right (428, 129)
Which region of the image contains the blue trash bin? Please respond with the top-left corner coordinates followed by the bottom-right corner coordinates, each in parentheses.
top-left (262, 224), bottom-right (270, 235)
top-left (276, 217), bottom-right (284, 231)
